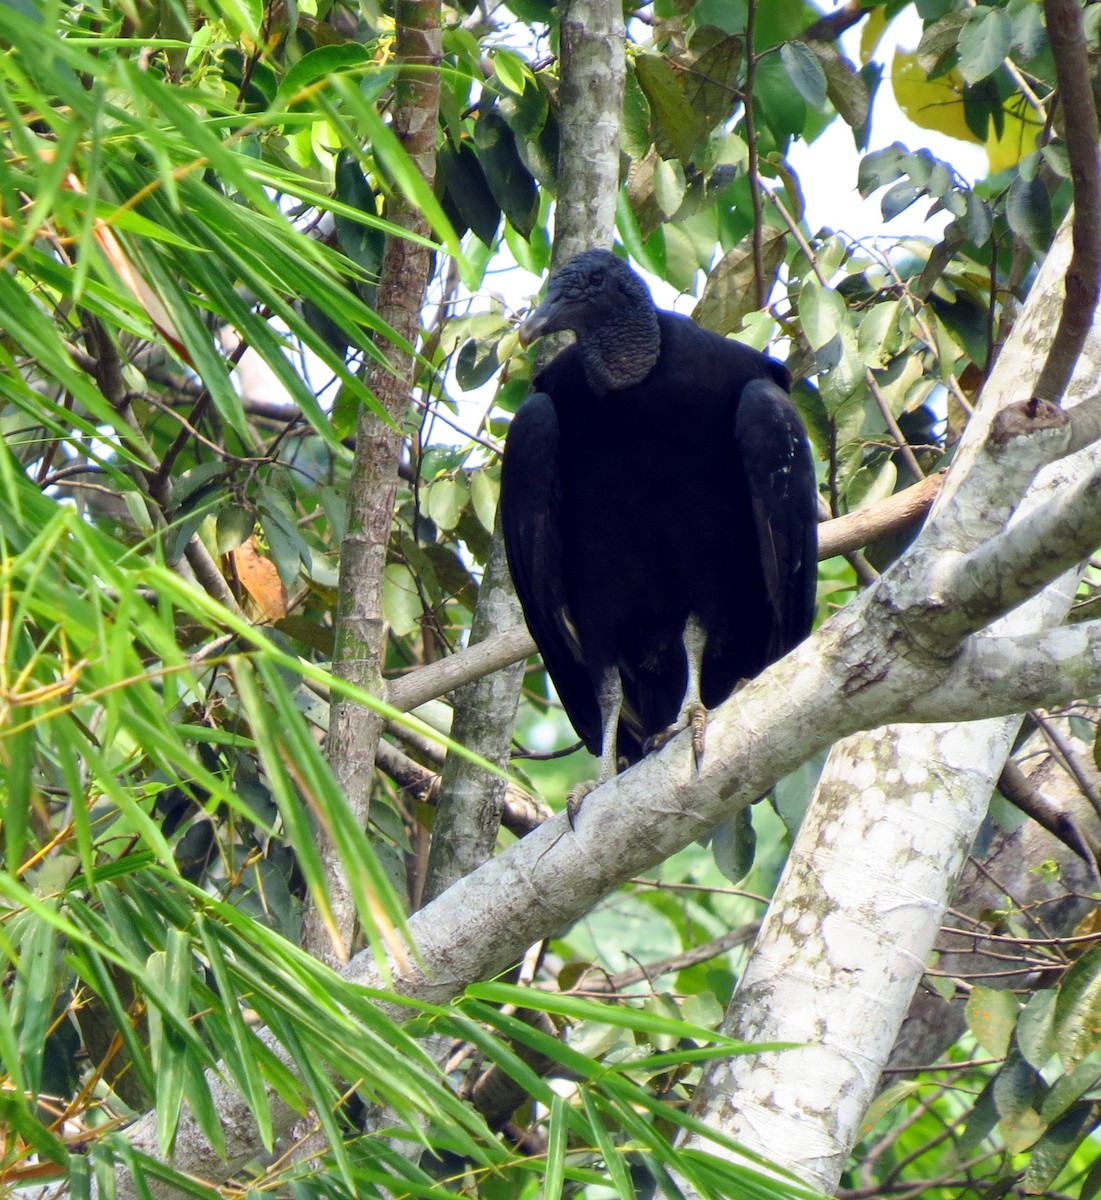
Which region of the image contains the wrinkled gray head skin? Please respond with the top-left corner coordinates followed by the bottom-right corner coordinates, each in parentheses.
top-left (519, 249), bottom-right (661, 393)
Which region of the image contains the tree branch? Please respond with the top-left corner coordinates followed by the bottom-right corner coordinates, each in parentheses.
top-left (1034, 0), bottom-right (1101, 402)
top-left (375, 737), bottom-right (551, 837)
top-left (818, 472), bottom-right (943, 559)
top-left (911, 617), bottom-right (1101, 721)
top-left (384, 623), bottom-right (536, 714)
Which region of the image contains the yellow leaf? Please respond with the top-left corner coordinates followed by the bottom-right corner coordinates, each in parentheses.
top-left (985, 100), bottom-right (1041, 173)
top-left (892, 53), bottom-right (980, 145)
top-left (892, 52), bottom-right (1037, 173)
top-left (860, 5), bottom-right (890, 63)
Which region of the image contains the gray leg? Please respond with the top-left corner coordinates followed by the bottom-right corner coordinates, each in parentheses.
top-left (648, 615), bottom-right (708, 769)
top-left (596, 666), bottom-right (624, 785)
top-left (678, 615), bottom-right (708, 769)
top-left (567, 666), bottom-right (622, 827)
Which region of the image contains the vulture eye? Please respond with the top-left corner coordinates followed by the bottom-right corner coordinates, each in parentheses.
top-left (588, 268), bottom-right (605, 288)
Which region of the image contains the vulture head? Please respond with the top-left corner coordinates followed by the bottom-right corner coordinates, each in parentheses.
top-left (518, 249), bottom-right (661, 394)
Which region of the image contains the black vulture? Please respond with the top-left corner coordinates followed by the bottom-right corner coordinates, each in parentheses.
top-left (500, 249), bottom-right (817, 808)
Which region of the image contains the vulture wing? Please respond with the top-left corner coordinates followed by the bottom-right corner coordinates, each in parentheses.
top-left (734, 378), bottom-right (819, 661)
top-left (500, 391), bottom-right (602, 754)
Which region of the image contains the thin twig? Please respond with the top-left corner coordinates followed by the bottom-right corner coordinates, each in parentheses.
top-left (1031, 709), bottom-right (1101, 819)
top-left (742, 0), bottom-right (766, 311)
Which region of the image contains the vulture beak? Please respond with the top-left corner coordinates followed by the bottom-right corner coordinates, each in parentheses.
top-left (518, 294), bottom-right (570, 347)
top-left (517, 314), bottom-right (542, 348)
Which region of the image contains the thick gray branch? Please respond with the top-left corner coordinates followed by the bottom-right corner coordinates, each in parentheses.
top-left (914, 618), bottom-right (1101, 719)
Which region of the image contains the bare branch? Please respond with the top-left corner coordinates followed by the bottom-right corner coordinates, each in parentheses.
top-left (818, 473), bottom-right (943, 560)
top-left (375, 738), bottom-right (551, 836)
top-left (385, 624), bottom-right (536, 713)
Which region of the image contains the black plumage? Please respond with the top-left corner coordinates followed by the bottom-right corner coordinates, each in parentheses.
top-left (501, 249), bottom-right (817, 792)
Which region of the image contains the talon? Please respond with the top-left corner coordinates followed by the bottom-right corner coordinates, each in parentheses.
top-left (566, 781), bottom-right (597, 829)
top-left (643, 728), bottom-right (673, 756)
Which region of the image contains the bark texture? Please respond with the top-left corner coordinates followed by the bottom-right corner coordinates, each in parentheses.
top-left (307, 1), bottom-right (442, 965)
top-left (421, 516), bottom-right (526, 903)
top-left (886, 725), bottom-right (1100, 1075)
top-left (554, 0), bottom-right (625, 265)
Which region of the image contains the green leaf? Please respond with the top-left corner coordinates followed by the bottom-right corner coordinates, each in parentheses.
top-left (1009, 0), bottom-right (1047, 59)
top-left (1017, 987), bottom-right (1057, 1069)
top-left (845, 460), bottom-right (897, 511)
top-left (438, 140), bottom-right (501, 246)
top-left (799, 279), bottom-right (847, 351)
top-left (862, 1080), bottom-right (924, 1132)
top-left (1053, 944), bottom-right (1101, 1070)
top-left (635, 54), bottom-right (699, 163)
top-left (1040, 1060), bottom-right (1101, 1126)
top-left (468, 983), bottom-right (765, 1049)
top-left (581, 1090), bottom-right (636, 1199)
top-left (12, 910), bottom-right (58, 1098)
top-left (710, 809), bottom-right (756, 884)
top-left (965, 985), bottom-right (1018, 1059)
top-left (205, 0), bottom-right (262, 41)
top-left (1006, 171), bottom-right (1052, 255)
top-left (652, 156), bottom-right (686, 217)
top-left (858, 301), bottom-right (903, 367)
top-left (683, 29), bottom-right (744, 134)
top-left (957, 7), bottom-right (1011, 85)
top-left (426, 477), bottom-right (468, 532)
top-left (817, 41), bottom-right (872, 136)
top-left (1025, 1103), bottom-right (1094, 1192)
top-left (456, 335), bottom-right (502, 391)
top-left (544, 1092), bottom-right (568, 1200)
top-left (278, 44), bottom-right (373, 105)
top-left (960, 1077), bottom-right (1000, 1151)
top-left (881, 179), bottom-right (922, 221)
top-left (780, 41), bottom-right (827, 110)
top-left (474, 102), bottom-right (539, 237)
top-left (383, 561), bottom-right (423, 638)
top-left (693, 231), bottom-right (785, 335)
top-left (993, 1049), bottom-right (1045, 1153)
top-left (622, 66), bottom-right (653, 160)
top-left (149, 933), bottom-right (193, 1154)
top-left (215, 505), bottom-right (254, 556)
top-left (470, 468), bottom-right (499, 534)
top-left (1082, 1150), bottom-right (1101, 1199)
top-left (753, 52), bottom-right (807, 141)
top-left (857, 143), bottom-right (908, 197)
top-left (333, 153), bottom-right (386, 278)
top-left (490, 47), bottom-right (530, 95)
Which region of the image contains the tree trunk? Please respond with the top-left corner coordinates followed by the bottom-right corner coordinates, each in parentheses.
top-left (304, 2), bottom-right (443, 966)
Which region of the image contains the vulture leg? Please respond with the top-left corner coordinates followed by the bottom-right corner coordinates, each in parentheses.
top-left (680, 616), bottom-right (708, 770)
top-left (647, 616), bottom-right (708, 769)
top-left (566, 666), bottom-right (624, 827)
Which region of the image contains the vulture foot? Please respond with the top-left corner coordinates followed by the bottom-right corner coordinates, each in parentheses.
top-left (566, 780), bottom-right (597, 829)
top-left (645, 701), bottom-right (708, 770)
top-left (565, 755), bottom-right (628, 828)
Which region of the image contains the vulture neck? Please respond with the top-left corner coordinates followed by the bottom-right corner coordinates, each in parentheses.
top-left (577, 306), bottom-right (661, 394)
